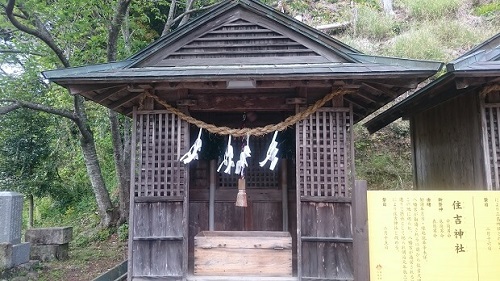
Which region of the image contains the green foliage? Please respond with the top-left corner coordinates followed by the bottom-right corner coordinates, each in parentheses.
top-left (383, 25), bottom-right (445, 60)
top-left (27, 194), bottom-right (101, 247)
top-left (383, 19), bottom-right (487, 61)
top-left (0, 110), bottom-right (56, 195)
top-left (118, 223), bottom-right (129, 241)
top-left (353, 0), bottom-right (380, 8)
top-left (355, 122), bottom-right (413, 190)
top-left (397, 0), bottom-right (463, 20)
top-left (354, 5), bottom-right (399, 40)
top-left (474, 2), bottom-right (500, 17)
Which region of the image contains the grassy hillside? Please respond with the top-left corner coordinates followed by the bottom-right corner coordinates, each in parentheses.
top-left (281, 0), bottom-right (498, 61)
top-left (277, 0), bottom-right (498, 190)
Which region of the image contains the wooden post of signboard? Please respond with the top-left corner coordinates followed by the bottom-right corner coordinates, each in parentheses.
top-left (353, 180), bottom-right (370, 281)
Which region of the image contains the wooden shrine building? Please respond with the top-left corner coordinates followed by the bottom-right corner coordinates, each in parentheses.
top-left (366, 33), bottom-right (500, 191)
top-left (44, 0), bottom-right (442, 280)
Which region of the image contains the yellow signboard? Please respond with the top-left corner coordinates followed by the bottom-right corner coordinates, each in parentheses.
top-left (367, 191), bottom-right (500, 281)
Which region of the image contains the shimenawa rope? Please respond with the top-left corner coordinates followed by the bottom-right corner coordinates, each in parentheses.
top-left (139, 88), bottom-right (351, 137)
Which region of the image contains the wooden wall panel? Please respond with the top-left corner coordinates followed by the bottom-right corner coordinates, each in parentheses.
top-left (133, 202), bottom-right (183, 238)
top-left (134, 112), bottom-right (188, 198)
top-left (132, 240), bottom-right (183, 278)
top-left (132, 202), bottom-right (184, 278)
top-left (482, 89), bottom-right (500, 190)
top-left (130, 111), bottom-right (189, 281)
top-left (214, 202), bottom-right (245, 231)
top-left (300, 202), bottom-right (352, 238)
top-left (301, 242), bottom-right (353, 279)
top-left (251, 202), bottom-right (283, 231)
top-left (296, 106), bottom-right (354, 280)
top-left (296, 108), bottom-right (353, 198)
top-left (412, 91), bottom-right (486, 190)
top-left (188, 202), bottom-right (209, 273)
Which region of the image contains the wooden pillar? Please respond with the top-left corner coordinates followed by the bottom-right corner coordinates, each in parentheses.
top-left (281, 159), bottom-right (289, 231)
top-left (353, 180), bottom-right (370, 281)
top-left (127, 107), bottom-right (138, 281)
top-left (209, 160), bottom-right (216, 231)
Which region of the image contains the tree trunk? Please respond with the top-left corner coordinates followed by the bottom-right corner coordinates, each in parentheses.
top-left (80, 135), bottom-right (117, 227)
top-left (179, 0), bottom-right (195, 27)
top-left (109, 110), bottom-right (130, 224)
top-left (75, 96), bottom-right (116, 227)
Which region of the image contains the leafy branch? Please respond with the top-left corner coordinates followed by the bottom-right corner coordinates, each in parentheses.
top-left (0, 99), bottom-right (76, 120)
top-left (161, 2), bottom-right (219, 36)
top-left (5, 0), bottom-right (70, 67)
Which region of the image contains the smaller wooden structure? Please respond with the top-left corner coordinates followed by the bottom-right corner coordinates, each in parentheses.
top-left (194, 231), bottom-right (292, 276)
top-left (366, 33), bottom-right (500, 190)
top-left (43, 1), bottom-right (442, 280)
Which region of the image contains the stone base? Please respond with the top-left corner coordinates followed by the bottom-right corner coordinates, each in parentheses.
top-left (0, 243), bottom-right (12, 270)
top-left (30, 244), bottom-right (69, 261)
top-left (25, 227), bottom-right (73, 245)
top-left (0, 242), bottom-right (30, 270)
top-left (12, 243), bottom-right (30, 268)
top-left (0, 260), bottom-right (39, 280)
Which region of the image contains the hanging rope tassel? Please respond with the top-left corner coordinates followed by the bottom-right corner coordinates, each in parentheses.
top-left (235, 178), bottom-right (247, 207)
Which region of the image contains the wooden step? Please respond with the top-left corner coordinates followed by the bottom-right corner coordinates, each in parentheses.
top-left (187, 276), bottom-right (298, 281)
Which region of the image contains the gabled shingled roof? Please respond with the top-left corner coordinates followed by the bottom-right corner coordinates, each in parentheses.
top-left (365, 33), bottom-right (500, 133)
top-left (43, 0), bottom-right (442, 120)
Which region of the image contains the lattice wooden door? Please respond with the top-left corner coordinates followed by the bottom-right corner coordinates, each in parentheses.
top-left (296, 107), bottom-right (355, 280)
top-left (483, 104), bottom-right (500, 190)
top-left (129, 110), bottom-right (189, 281)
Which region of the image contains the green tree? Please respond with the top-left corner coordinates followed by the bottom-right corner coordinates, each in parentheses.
top-left (0, 0), bottom-right (222, 227)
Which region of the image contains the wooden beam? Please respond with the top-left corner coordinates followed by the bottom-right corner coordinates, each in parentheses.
top-left (363, 78), bottom-right (419, 89)
top-left (300, 196), bottom-right (352, 203)
top-left (455, 77), bottom-right (495, 89)
top-left (152, 79), bottom-right (336, 90)
top-left (68, 84), bottom-right (124, 95)
top-left (316, 21), bottom-right (351, 32)
top-left (361, 82), bottom-right (400, 98)
top-left (188, 94), bottom-right (295, 112)
top-left (95, 87), bottom-right (128, 103)
top-left (353, 180), bottom-right (370, 281)
top-left (343, 95), bottom-right (366, 111)
top-left (108, 93), bottom-right (142, 110)
top-left (209, 160), bottom-right (216, 231)
top-left (189, 189), bottom-right (282, 202)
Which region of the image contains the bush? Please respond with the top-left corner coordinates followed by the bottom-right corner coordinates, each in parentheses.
top-left (397, 0), bottom-right (462, 20)
top-left (354, 122), bottom-right (413, 190)
top-left (384, 26), bottom-right (445, 60)
top-left (118, 223), bottom-right (129, 242)
top-left (354, 5), bottom-right (398, 40)
top-left (383, 19), bottom-right (487, 61)
top-left (474, 2), bottom-right (500, 17)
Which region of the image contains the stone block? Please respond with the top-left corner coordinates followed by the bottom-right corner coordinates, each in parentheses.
top-left (0, 260), bottom-right (39, 280)
top-left (0, 192), bottom-right (23, 244)
top-left (0, 243), bottom-right (12, 270)
top-left (11, 243), bottom-right (30, 267)
top-left (25, 227), bottom-right (73, 245)
top-left (30, 244), bottom-right (69, 261)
